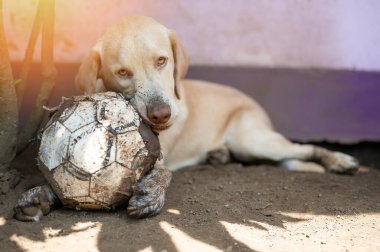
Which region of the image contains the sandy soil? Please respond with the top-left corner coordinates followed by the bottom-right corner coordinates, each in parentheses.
top-left (1, 145), bottom-right (380, 252)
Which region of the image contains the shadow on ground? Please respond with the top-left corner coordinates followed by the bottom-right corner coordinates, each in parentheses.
top-left (1, 144), bottom-right (380, 251)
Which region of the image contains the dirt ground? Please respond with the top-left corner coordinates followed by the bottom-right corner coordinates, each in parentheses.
top-left (1, 144), bottom-right (380, 252)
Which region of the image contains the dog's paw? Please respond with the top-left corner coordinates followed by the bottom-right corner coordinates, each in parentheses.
top-left (127, 165), bottom-right (171, 218)
top-left (206, 147), bottom-right (231, 166)
top-left (14, 185), bottom-right (58, 222)
top-left (322, 152), bottom-right (359, 175)
top-left (127, 180), bottom-right (166, 218)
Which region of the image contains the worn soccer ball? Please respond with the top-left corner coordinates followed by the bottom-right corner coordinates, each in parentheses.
top-left (38, 92), bottom-right (160, 211)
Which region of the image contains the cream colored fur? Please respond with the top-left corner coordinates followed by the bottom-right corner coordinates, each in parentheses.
top-left (76, 16), bottom-right (358, 174)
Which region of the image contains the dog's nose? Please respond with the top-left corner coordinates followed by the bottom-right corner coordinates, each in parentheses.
top-left (147, 104), bottom-right (171, 125)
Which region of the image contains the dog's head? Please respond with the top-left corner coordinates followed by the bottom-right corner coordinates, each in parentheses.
top-left (75, 16), bottom-right (189, 131)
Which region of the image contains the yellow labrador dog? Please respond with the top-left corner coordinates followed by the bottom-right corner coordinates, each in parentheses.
top-left (14, 16), bottom-right (358, 221)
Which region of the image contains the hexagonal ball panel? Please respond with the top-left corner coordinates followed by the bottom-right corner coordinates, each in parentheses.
top-left (68, 123), bottom-right (116, 174)
top-left (39, 121), bottom-right (71, 171)
top-left (116, 131), bottom-right (146, 168)
top-left (61, 101), bottom-right (97, 132)
top-left (52, 163), bottom-right (90, 198)
top-left (90, 162), bottom-right (134, 206)
top-left (96, 98), bottom-right (140, 134)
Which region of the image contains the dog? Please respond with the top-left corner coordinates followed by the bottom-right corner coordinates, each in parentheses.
top-left (14, 16), bottom-right (358, 221)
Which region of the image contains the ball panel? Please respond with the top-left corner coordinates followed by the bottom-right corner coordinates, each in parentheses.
top-left (62, 101), bottom-right (96, 132)
top-left (58, 102), bottom-right (78, 123)
top-left (131, 148), bottom-right (149, 180)
top-left (116, 131), bottom-right (146, 167)
top-left (68, 123), bottom-right (116, 174)
top-left (39, 121), bottom-right (71, 171)
top-left (43, 99), bottom-right (77, 130)
top-left (90, 163), bottom-right (134, 206)
top-left (52, 163), bottom-right (91, 198)
top-left (96, 98), bottom-right (139, 133)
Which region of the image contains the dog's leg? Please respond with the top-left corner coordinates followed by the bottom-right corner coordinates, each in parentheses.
top-left (281, 160), bottom-right (325, 173)
top-left (226, 110), bottom-right (359, 174)
top-left (14, 184), bottom-right (60, 222)
top-left (127, 164), bottom-right (172, 218)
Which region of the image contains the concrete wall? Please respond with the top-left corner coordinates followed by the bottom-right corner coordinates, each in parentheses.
top-left (4, 0), bottom-right (380, 71)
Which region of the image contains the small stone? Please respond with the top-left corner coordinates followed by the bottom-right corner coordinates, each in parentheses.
top-left (318, 193), bottom-right (322, 198)
top-left (0, 172), bottom-right (10, 182)
top-left (262, 212), bottom-right (273, 217)
top-left (1, 181), bottom-right (10, 194)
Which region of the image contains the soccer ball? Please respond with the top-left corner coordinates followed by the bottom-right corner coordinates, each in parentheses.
top-left (38, 92), bottom-right (160, 211)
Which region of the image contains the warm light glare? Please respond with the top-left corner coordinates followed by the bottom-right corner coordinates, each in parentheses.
top-left (10, 222), bottom-right (102, 251)
top-left (0, 217), bottom-right (6, 226)
top-left (167, 209), bottom-right (180, 215)
top-left (159, 221), bottom-right (222, 252)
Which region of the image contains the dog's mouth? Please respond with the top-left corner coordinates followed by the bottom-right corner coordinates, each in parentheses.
top-left (137, 112), bottom-right (172, 132)
top-left (129, 97), bottom-right (173, 131)
top-left (150, 123), bottom-right (171, 131)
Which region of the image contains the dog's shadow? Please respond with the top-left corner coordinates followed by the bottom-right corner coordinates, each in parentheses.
top-left (1, 148), bottom-right (380, 252)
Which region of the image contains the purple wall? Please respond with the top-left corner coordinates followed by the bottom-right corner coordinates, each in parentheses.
top-left (15, 63), bottom-right (380, 142)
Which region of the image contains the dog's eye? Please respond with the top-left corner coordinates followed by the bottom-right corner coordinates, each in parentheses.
top-left (117, 69), bottom-right (133, 78)
top-left (156, 56), bottom-right (167, 68)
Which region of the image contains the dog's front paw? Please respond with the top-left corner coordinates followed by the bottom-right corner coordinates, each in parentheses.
top-left (318, 150), bottom-right (359, 175)
top-left (127, 180), bottom-right (166, 218)
top-left (14, 185), bottom-right (58, 222)
top-left (127, 165), bottom-right (171, 218)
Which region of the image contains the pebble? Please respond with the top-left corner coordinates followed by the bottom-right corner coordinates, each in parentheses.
top-left (0, 173), bottom-right (10, 182)
top-left (0, 181), bottom-right (9, 194)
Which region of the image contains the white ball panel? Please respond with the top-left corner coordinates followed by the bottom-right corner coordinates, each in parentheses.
top-left (90, 163), bottom-right (134, 205)
top-left (68, 123), bottom-right (116, 174)
top-left (116, 131), bottom-right (146, 167)
top-left (62, 101), bottom-right (96, 132)
top-left (40, 121), bottom-right (71, 171)
top-left (52, 164), bottom-right (90, 198)
top-left (59, 103), bottom-right (77, 122)
top-left (97, 99), bottom-right (139, 133)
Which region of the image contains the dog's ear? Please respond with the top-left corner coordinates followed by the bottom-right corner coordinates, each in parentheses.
top-left (75, 48), bottom-right (104, 94)
top-left (169, 31), bottom-right (189, 100)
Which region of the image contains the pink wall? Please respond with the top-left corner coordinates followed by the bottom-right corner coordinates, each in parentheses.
top-left (4, 0), bottom-right (380, 71)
